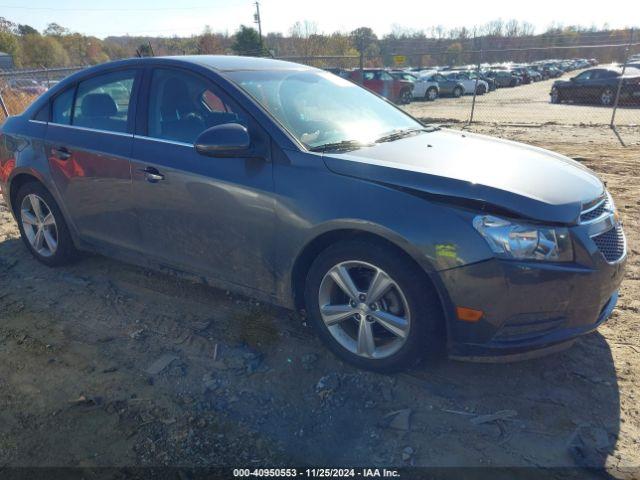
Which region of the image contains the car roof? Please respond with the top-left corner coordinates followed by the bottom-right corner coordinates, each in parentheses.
top-left (74, 55), bottom-right (314, 73)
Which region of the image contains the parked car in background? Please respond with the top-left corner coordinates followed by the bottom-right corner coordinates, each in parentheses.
top-left (511, 67), bottom-right (535, 84)
top-left (7, 79), bottom-right (47, 95)
top-left (0, 56), bottom-right (626, 371)
top-left (389, 71), bottom-right (439, 101)
top-left (324, 68), bottom-right (350, 79)
top-left (526, 68), bottom-right (543, 82)
top-left (477, 72), bottom-right (497, 91)
top-left (450, 69), bottom-right (497, 91)
top-left (550, 67), bottom-right (640, 105)
top-left (542, 64), bottom-right (564, 78)
top-left (349, 69), bottom-right (414, 104)
top-left (420, 71), bottom-right (465, 97)
top-left (485, 70), bottom-right (520, 87)
top-left (443, 71), bottom-right (489, 95)
top-left (529, 65), bottom-right (550, 80)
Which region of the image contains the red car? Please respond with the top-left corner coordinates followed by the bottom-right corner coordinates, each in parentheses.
top-left (349, 69), bottom-right (413, 104)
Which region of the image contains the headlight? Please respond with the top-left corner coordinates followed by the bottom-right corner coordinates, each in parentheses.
top-left (473, 215), bottom-right (573, 261)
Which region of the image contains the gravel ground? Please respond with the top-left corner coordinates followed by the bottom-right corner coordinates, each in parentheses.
top-left (0, 124), bottom-right (638, 477)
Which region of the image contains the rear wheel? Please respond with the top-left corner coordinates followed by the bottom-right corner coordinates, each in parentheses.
top-left (476, 84), bottom-right (486, 95)
top-left (14, 181), bottom-right (76, 266)
top-left (304, 239), bottom-right (444, 372)
top-left (452, 86), bottom-right (463, 98)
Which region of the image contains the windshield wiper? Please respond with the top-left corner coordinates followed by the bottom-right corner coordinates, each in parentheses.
top-left (309, 139), bottom-right (373, 153)
top-left (375, 126), bottom-right (438, 143)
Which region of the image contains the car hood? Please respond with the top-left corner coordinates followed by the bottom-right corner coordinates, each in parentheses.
top-left (322, 129), bottom-right (604, 224)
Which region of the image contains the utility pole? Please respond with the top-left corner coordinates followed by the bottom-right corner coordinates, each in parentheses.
top-left (254, 1), bottom-right (263, 50)
top-left (610, 27), bottom-right (635, 128)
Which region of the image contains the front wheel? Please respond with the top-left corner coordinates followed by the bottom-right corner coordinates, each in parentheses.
top-left (476, 84), bottom-right (486, 95)
top-left (304, 240), bottom-right (444, 372)
top-left (600, 88), bottom-right (614, 106)
top-left (452, 86), bottom-right (463, 98)
top-left (425, 87), bottom-right (438, 101)
top-left (398, 89), bottom-right (413, 104)
top-left (14, 181), bottom-right (76, 266)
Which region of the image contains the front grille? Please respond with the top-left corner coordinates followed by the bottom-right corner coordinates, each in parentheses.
top-left (580, 195), bottom-right (611, 223)
top-left (592, 224), bottom-right (626, 262)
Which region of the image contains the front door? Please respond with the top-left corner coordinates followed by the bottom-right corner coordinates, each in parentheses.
top-left (130, 67), bottom-right (276, 294)
top-left (45, 68), bottom-right (141, 250)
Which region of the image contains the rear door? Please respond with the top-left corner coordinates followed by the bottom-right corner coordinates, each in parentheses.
top-left (130, 66), bottom-right (276, 293)
top-left (45, 68), bottom-right (141, 250)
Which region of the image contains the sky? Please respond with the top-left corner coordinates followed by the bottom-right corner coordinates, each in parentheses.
top-left (1, 0), bottom-right (637, 38)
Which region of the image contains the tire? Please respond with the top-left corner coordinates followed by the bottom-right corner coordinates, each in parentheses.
top-left (14, 181), bottom-right (76, 267)
top-left (425, 87), bottom-right (438, 101)
top-left (304, 239), bottom-right (444, 372)
top-left (397, 88), bottom-right (413, 105)
top-left (452, 86), bottom-right (463, 98)
top-left (600, 88), bottom-right (614, 106)
top-left (476, 84), bottom-right (486, 95)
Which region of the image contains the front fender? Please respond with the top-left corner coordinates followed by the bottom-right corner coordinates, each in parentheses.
top-left (272, 149), bottom-right (494, 307)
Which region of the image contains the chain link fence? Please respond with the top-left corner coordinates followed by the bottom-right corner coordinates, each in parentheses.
top-left (0, 66), bottom-right (85, 120)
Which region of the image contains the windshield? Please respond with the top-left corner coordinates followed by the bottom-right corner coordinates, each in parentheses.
top-left (225, 69), bottom-right (423, 149)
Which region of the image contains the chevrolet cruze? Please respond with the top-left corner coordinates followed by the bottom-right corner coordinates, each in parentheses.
top-left (0, 56), bottom-right (626, 371)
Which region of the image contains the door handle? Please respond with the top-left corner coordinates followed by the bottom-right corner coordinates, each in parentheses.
top-left (137, 166), bottom-right (165, 183)
top-left (52, 146), bottom-right (71, 161)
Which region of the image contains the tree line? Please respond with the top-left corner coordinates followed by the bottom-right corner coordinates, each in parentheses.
top-left (0, 16), bottom-right (637, 71)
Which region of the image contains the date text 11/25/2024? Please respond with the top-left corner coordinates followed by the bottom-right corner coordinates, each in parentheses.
top-left (233, 468), bottom-right (400, 478)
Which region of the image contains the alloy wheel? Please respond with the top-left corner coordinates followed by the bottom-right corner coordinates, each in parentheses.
top-left (601, 89), bottom-right (614, 106)
top-left (20, 194), bottom-right (58, 257)
top-left (318, 261), bottom-right (411, 359)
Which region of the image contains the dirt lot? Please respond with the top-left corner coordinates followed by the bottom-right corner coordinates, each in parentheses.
top-left (0, 124), bottom-right (639, 476)
top-left (405, 70), bottom-right (640, 128)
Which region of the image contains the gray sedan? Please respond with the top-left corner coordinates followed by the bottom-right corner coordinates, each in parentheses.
top-left (0, 56), bottom-right (626, 371)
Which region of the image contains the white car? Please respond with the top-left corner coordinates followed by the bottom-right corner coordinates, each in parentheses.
top-left (443, 71), bottom-right (489, 95)
top-left (389, 71), bottom-right (439, 101)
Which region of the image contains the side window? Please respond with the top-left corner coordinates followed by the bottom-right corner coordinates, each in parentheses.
top-left (147, 68), bottom-right (246, 144)
top-left (380, 72), bottom-right (394, 81)
top-left (576, 71), bottom-right (593, 81)
top-left (363, 72), bottom-right (375, 81)
top-left (73, 70), bottom-right (136, 133)
top-left (51, 87), bottom-right (74, 125)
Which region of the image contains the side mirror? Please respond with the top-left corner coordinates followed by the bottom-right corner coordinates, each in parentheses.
top-left (195, 123), bottom-right (250, 156)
